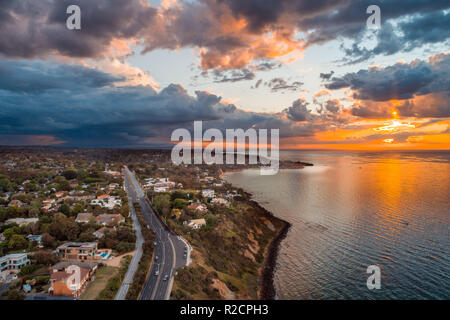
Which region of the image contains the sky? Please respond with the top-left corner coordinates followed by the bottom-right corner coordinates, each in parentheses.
top-left (0, 0), bottom-right (449, 150)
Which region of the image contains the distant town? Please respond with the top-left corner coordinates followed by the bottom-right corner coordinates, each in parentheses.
top-left (0, 148), bottom-right (294, 300)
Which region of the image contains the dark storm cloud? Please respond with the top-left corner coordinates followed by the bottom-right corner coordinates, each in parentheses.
top-left (284, 99), bottom-right (312, 122)
top-left (0, 60), bottom-right (123, 93)
top-left (0, 0), bottom-right (449, 67)
top-left (0, 60), bottom-right (324, 146)
top-left (0, 0), bottom-right (156, 59)
top-left (325, 54), bottom-right (450, 101)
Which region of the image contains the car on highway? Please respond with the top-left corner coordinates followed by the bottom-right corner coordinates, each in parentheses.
top-left (155, 256), bottom-right (159, 261)
top-left (163, 275), bottom-right (168, 281)
top-left (154, 270), bottom-right (159, 276)
top-left (183, 253), bottom-right (187, 259)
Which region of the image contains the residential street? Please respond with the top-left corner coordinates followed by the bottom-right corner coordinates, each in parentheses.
top-left (123, 166), bottom-right (188, 300)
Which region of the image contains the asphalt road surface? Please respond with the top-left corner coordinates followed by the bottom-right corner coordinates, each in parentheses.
top-left (124, 167), bottom-right (188, 300)
top-left (114, 172), bottom-right (144, 300)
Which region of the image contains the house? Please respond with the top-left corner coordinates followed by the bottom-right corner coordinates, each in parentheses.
top-left (210, 198), bottom-right (230, 207)
top-left (154, 186), bottom-right (169, 193)
top-left (75, 212), bottom-right (94, 224)
top-left (56, 242), bottom-right (111, 261)
top-left (0, 253), bottom-right (31, 273)
top-left (5, 217), bottom-right (38, 227)
top-left (186, 203), bottom-right (208, 214)
top-left (202, 189), bottom-right (215, 199)
top-left (185, 219), bottom-right (207, 230)
top-left (90, 195), bottom-right (121, 209)
top-left (92, 227), bottom-right (113, 239)
top-left (108, 183), bottom-right (119, 191)
top-left (8, 199), bottom-right (27, 208)
top-left (42, 198), bottom-right (56, 205)
top-left (104, 170), bottom-right (121, 176)
top-left (95, 214), bottom-right (125, 226)
top-left (55, 191), bottom-right (65, 198)
top-left (27, 235), bottom-right (43, 247)
top-left (49, 261), bottom-right (98, 298)
top-left (57, 242), bottom-right (99, 261)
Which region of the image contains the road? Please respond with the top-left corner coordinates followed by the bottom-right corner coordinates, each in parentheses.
top-left (123, 166), bottom-right (188, 300)
top-left (114, 171), bottom-right (144, 300)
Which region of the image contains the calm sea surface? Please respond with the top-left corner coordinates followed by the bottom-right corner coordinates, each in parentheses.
top-left (225, 150), bottom-right (450, 299)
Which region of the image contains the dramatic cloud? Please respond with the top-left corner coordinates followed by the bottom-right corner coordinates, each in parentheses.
top-left (284, 98), bottom-right (312, 121)
top-left (0, 60), bottom-right (323, 146)
top-left (326, 53), bottom-right (450, 100)
top-left (2, 1), bottom-right (448, 69)
top-left (212, 69), bottom-right (255, 83)
top-left (264, 78), bottom-right (303, 93)
top-left (0, 0), bottom-right (156, 59)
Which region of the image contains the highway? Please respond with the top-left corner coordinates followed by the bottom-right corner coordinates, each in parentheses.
top-left (123, 166), bottom-right (188, 300)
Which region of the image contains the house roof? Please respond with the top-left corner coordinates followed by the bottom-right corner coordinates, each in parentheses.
top-left (75, 212), bottom-right (93, 221)
top-left (52, 260), bottom-right (98, 271)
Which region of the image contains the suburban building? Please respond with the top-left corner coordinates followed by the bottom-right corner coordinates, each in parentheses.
top-left (49, 261), bottom-right (98, 298)
top-left (185, 219), bottom-right (207, 230)
top-left (75, 212), bottom-right (94, 224)
top-left (56, 242), bottom-right (111, 261)
top-left (202, 189), bottom-right (215, 199)
top-left (92, 227), bottom-right (113, 239)
top-left (104, 170), bottom-right (121, 176)
top-left (0, 253), bottom-right (31, 273)
top-left (186, 203), bottom-right (208, 213)
top-left (8, 199), bottom-right (27, 208)
top-left (90, 195), bottom-right (121, 209)
top-left (5, 217), bottom-right (38, 226)
top-left (211, 198), bottom-right (230, 207)
top-left (57, 242), bottom-right (98, 261)
top-left (95, 214), bottom-right (125, 226)
top-left (27, 235), bottom-right (43, 247)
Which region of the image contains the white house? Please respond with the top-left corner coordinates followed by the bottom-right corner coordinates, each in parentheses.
top-left (202, 189), bottom-right (215, 199)
top-left (211, 198), bottom-right (229, 207)
top-left (90, 195), bottom-right (121, 209)
top-left (184, 219), bottom-right (207, 230)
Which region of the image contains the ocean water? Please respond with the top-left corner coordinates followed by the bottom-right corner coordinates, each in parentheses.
top-left (224, 150), bottom-right (450, 299)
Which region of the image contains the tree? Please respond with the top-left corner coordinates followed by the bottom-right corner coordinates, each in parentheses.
top-left (19, 264), bottom-right (38, 276)
top-left (6, 289), bottom-right (25, 300)
top-left (153, 194), bottom-right (171, 216)
top-left (173, 198), bottom-right (189, 209)
top-left (62, 170), bottom-right (77, 180)
top-left (32, 250), bottom-right (59, 265)
top-left (7, 234), bottom-right (28, 250)
top-left (41, 233), bottom-right (56, 249)
top-left (59, 203), bottom-right (70, 216)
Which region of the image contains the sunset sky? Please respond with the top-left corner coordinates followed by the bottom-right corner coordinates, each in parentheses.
top-left (0, 0), bottom-right (449, 149)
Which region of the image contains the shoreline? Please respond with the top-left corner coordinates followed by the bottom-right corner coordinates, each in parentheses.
top-left (222, 170), bottom-right (293, 300)
top-left (248, 199), bottom-right (291, 300)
